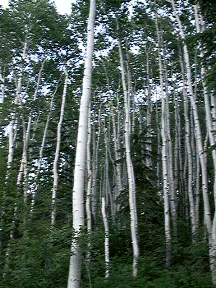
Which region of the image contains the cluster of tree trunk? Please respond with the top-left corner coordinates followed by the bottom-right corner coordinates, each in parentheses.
top-left (0, 0), bottom-right (216, 287)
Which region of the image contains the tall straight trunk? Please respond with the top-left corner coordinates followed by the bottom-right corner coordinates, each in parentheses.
top-left (86, 105), bottom-right (92, 234)
top-left (170, 0), bottom-right (211, 237)
top-left (163, 52), bottom-right (177, 238)
top-left (118, 38), bottom-right (139, 277)
top-left (155, 12), bottom-right (171, 267)
top-left (155, 100), bottom-right (161, 193)
top-left (67, 1), bottom-right (96, 287)
top-left (51, 70), bottom-right (68, 226)
top-left (101, 196), bottom-right (109, 278)
top-left (194, 4), bottom-right (216, 284)
top-left (85, 105), bottom-right (92, 281)
top-left (179, 49), bottom-right (196, 241)
top-left (101, 124), bottom-right (110, 278)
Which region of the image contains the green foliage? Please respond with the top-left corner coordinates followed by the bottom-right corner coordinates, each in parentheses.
top-left (0, 0), bottom-right (216, 287)
top-left (82, 253), bottom-right (212, 288)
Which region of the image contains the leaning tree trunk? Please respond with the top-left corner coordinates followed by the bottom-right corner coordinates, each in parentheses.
top-left (67, 0), bottom-right (96, 287)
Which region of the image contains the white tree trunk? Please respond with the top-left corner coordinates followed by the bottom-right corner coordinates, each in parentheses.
top-left (67, 1), bottom-right (96, 287)
top-left (101, 196), bottom-right (109, 278)
top-left (155, 10), bottom-right (171, 267)
top-left (164, 56), bottom-right (177, 238)
top-left (194, 4), bottom-right (216, 284)
top-left (118, 38), bottom-right (139, 277)
top-left (51, 70), bottom-right (68, 226)
top-left (179, 52), bottom-right (196, 240)
top-left (170, 0), bottom-right (211, 237)
top-left (86, 105), bottom-right (92, 234)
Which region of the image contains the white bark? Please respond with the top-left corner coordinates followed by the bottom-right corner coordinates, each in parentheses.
top-left (170, 0), bottom-right (211, 237)
top-left (51, 70), bottom-right (68, 226)
top-left (118, 38), bottom-right (139, 277)
top-left (179, 51), bottom-right (196, 240)
top-left (155, 10), bottom-right (171, 267)
top-left (104, 67), bottom-right (122, 212)
top-left (194, 4), bottom-right (216, 284)
top-left (67, 1), bottom-right (96, 287)
top-left (164, 54), bottom-right (177, 238)
top-left (86, 105), bottom-right (92, 234)
top-left (101, 196), bottom-right (109, 278)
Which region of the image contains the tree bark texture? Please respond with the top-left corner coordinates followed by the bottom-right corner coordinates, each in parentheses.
top-left (67, 1), bottom-right (96, 287)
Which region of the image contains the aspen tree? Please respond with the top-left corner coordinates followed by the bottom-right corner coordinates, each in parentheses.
top-left (101, 196), bottom-right (109, 278)
top-left (179, 49), bottom-right (196, 240)
top-left (101, 124), bottom-right (110, 278)
top-left (118, 38), bottom-right (139, 277)
top-left (67, 0), bottom-right (96, 287)
top-left (104, 67), bottom-right (122, 212)
top-left (155, 10), bottom-right (171, 267)
top-left (86, 105), bottom-right (92, 234)
top-left (51, 70), bottom-right (68, 226)
top-left (163, 50), bottom-right (177, 238)
top-left (194, 3), bottom-right (216, 283)
top-left (170, 0), bottom-right (216, 283)
top-left (169, 0), bottom-right (211, 236)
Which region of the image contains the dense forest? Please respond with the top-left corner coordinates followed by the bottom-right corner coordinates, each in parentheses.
top-left (0, 0), bottom-right (216, 287)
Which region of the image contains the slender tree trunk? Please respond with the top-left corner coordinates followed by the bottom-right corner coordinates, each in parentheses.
top-left (179, 49), bottom-right (196, 241)
top-left (67, 1), bottom-right (96, 287)
top-left (194, 4), bottom-right (216, 284)
top-left (101, 196), bottom-right (109, 278)
top-left (118, 38), bottom-right (139, 277)
top-left (155, 10), bottom-right (171, 267)
top-left (51, 70), bottom-right (68, 226)
top-left (170, 0), bottom-right (211, 237)
top-left (86, 105), bottom-right (92, 235)
top-left (104, 67), bottom-right (122, 213)
top-left (163, 53), bottom-right (177, 238)
top-left (101, 124), bottom-right (110, 278)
